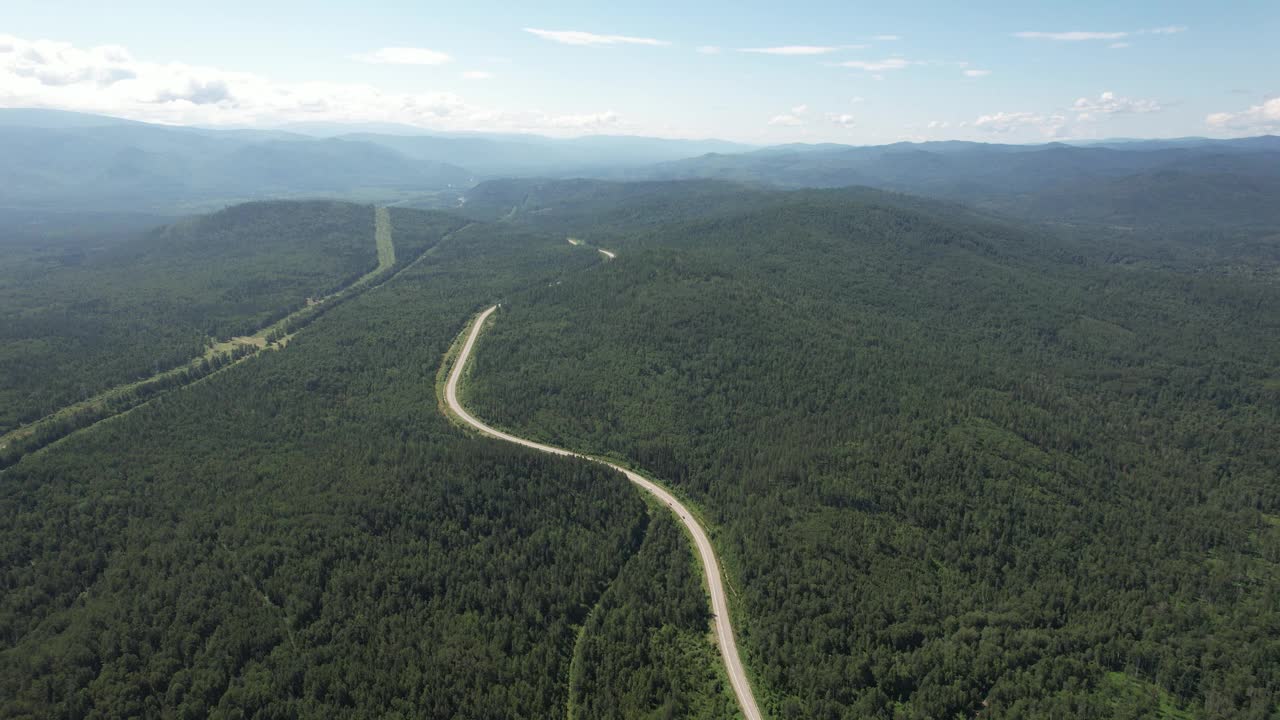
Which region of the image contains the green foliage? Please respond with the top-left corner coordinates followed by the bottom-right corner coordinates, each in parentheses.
top-left (0, 216), bottom-right (658, 718)
top-left (465, 188), bottom-right (1280, 718)
top-left (0, 201), bottom-right (380, 435)
top-left (570, 510), bottom-right (741, 720)
top-left (4, 175), bottom-right (1278, 719)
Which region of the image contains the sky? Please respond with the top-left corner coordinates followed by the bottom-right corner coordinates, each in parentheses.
top-left (2, 0), bottom-right (1278, 144)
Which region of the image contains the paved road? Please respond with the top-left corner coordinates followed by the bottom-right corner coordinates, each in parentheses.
top-left (444, 305), bottom-right (764, 720)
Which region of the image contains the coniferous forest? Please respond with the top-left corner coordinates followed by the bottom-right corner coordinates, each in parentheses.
top-left (464, 186), bottom-right (1280, 718)
top-left (1, 177), bottom-right (1277, 719)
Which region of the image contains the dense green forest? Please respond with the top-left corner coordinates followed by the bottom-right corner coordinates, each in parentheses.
top-left (0, 200), bottom-right (384, 435)
top-left (0, 214), bottom-right (738, 718)
top-left (2, 178), bottom-right (1277, 719)
top-left (569, 509), bottom-right (740, 720)
top-left (463, 187), bottom-right (1280, 718)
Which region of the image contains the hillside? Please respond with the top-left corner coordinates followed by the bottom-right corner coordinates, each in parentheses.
top-left (0, 205), bottom-right (750, 718)
top-left (0, 200), bottom-right (462, 436)
top-left (463, 186), bottom-right (1280, 718)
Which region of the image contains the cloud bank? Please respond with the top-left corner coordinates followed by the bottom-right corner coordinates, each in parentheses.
top-left (0, 33), bottom-right (623, 135)
top-left (1207, 97), bottom-right (1280, 133)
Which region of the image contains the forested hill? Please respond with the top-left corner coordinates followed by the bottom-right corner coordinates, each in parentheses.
top-left (0, 200), bottom-right (462, 437)
top-left (465, 186), bottom-right (1280, 718)
top-left (1, 208), bottom-right (747, 718)
top-left (461, 178), bottom-right (993, 239)
top-left (2, 169), bottom-right (1276, 717)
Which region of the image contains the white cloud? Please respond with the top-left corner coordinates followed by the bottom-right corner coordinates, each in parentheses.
top-left (523, 28), bottom-right (669, 47)
top-left (1072, 90), bottom-right (1161, 117)
top-left (696, 45), bottom-right (721, 54)
top-left (461, 70), bottom-right (493, 80)
top-left (1016, 26), bottom-right (1186, 42)
top-left (964, 69), bottom-right (990, 77)
top-left (1014, 31), bottom-right (1129, 41)
top-left (1206, 97), bottom-right (1280, 132)
top-left (973, 110), bottom-right (1067, 136)
top-left (872, 35), bottom-right (901, 41)
top-left (850, 96), bottom-right (866, 103)
top-left (741, 45), bottom-right (839, 55)
top-left (927, 120), bottom-right (950, 129)
top-left (353, 47), bottom-right (451, 65)
top-left (1109, 42), bottom-right (1131, 49)
top-left (767, 103), bottom-right (811, 127)
top-left (827, 113), bottom-right (855, 127)
top-left (547, 110), bottom-right (620, 128)
top-left (834, 58), bottom-right (912, 71)
top-left (0, 33), bottom-right (626, 135)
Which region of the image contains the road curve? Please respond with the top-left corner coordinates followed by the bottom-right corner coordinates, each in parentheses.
top-left (444, 305), bottom-right (764, 720)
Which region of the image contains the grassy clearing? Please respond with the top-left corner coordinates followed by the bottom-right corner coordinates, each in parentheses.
top-left (1102, 672), bottom-right (1195, 719)
top-left (375, 206), bottom-right (396, 269)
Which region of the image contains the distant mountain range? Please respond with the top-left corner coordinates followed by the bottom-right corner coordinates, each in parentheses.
top-left (627, 137), bottom-right (1280, 227)
top-left (0, 109), bottom-right (749, 213)
top-left (2, 108), bottom-right (1277, 228)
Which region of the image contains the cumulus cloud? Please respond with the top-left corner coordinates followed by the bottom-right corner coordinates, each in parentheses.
top-left (741, 45), bottom-right (840, 55)
top-left (1072, 91), bottom-right (1161, 118)
top-left (0, 33), bottom-right (623, 135)
top-left (3, 37), bottom-right (139, 87)
top-left (769, 108), bottom-right (806, 125)
top-left (964, 69), bottom-right (990, 77)
top-left (973, 110), bottom-right (1066, 136)
top-left (1206, 97), bottom-right (1280, 132)
top-left (768, 104), bottom-right (813, 127)
top-left (827, 113), bottom-right (855, 127)
top-left (834, 58), bottom-right (912, 71)
top-left (523, 28), bottom-right (669, 47)
top-left (353, 47), bottom-right (452, 65)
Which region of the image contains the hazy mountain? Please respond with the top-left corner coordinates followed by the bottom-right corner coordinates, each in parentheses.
top-left (5, 108), bottom-right (1277, 229)
top-left (0, 110), bottom-right (472, 212)
top-left (632, 138), bottom-right (1280, 227)
top-left (343, 131), bottom-right (753, 176)
top-left (0, 109), bottom-right (753, 212)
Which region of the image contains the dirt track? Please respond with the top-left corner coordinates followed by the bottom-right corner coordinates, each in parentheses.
top-left (444, 304), bottom-right (763, 720)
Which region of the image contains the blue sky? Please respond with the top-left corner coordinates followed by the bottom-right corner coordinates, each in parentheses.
top-left (2, 0), bottom-right (1277, 143)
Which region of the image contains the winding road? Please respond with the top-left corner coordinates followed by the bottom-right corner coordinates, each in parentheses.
top-left (444, 304), bottom-right (764, 720)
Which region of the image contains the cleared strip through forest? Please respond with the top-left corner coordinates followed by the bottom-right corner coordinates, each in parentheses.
top-left (443, 304), bottom-right (765, 720)
top-left (1, 207), bottom-right (405, 469)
